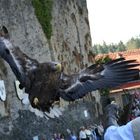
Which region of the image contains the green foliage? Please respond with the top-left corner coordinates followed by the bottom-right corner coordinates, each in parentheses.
top-left (93, 36), bottom-right (140, 54)
top-left (32, 0), bottom-right (53, 40)
top-left (127, 37), bottom-right (140, 50)
top-left (100, 88), bottom-right (110, 96)
top-left (93, 41), bottom-right (126, 55)
top-left (95, 55), bottom-right (112, 64)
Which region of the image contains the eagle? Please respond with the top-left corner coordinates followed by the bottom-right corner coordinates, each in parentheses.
top-left (0, 26), bottom-right (139, 117)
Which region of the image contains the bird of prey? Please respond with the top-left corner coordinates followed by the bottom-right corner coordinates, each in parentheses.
top-left (0, 26), bottom-right (139, 116)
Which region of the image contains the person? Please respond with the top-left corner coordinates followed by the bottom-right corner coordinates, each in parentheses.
top-left (53, 133), bottom-right (61, 140)
top-left (70, 132), bottom-right (77, 140)
top-left (85, 126), bottom-right (93, 140)
top-left (60, 133), bottom-right (65, 140)
top-left (94, 128), bottom-right (101, 140)
top-left (103, 102), bottom-right (140, 140)
top-left (133, 106), bottom-right (140, 117)
top-left (91, 127), bottom-right (97, 140)
top-left (79, 126), bottom-right (87, 140)
top-left (97, 122), bottom-right (104, 137)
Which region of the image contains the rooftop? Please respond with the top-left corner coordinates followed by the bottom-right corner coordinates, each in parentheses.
top-left (95, 49), bottom-right (140, 69)
top-left (95, 49), bottom-right (140, 93)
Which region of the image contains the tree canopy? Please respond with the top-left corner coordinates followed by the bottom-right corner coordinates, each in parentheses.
top-left (93, 36), bottom-right (140, 55)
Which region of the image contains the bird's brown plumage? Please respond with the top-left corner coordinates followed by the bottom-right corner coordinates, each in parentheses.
top-left (0, 26), bottom-right (139, 113)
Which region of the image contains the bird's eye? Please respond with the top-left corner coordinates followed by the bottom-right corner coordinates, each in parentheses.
top-left (5, 49), bottom-right (10, 54)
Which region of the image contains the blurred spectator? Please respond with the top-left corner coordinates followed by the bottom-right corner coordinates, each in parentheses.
top-left (53, 133), bottom-right (61, 140)
top-left (94, 128), bottom-right (102, 140)
top-left (97, 122), bottom-right (104, 137)
top-left (129, 91), bottom-right (140, 120)
top-left (85, 126), bottom-right (93, 140)
top-left (79, 126), bottom-right (87, 140)
top-left (70, 132), bottom-right (77, 140)
top-left (60, 133), bottom-right (65, 140)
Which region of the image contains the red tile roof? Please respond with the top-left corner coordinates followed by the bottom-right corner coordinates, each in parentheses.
top-left (95, 49), bottom-right (140, 69)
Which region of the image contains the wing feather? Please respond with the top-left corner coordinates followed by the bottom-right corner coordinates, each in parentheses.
top-left (60, 58), bottom-right (139, 101)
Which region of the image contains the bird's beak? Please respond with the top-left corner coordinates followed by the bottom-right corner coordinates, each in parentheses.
top-left (33, 97), bottom-right (39, 105)
top-left (56, 63), bottom-right (62, 72)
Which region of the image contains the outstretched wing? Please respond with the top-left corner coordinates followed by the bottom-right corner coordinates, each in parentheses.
top-left (11, 47), bottom-right (39, 89)
top-left (0, 26), bottom-right (39, 89)
top-left (60, 58), bottom-right (139, 101)
top-left (0, 39), bottom-right (39, 89)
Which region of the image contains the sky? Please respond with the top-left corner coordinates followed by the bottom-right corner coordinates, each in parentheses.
top-left (87, 0), bottom-right (140, 45)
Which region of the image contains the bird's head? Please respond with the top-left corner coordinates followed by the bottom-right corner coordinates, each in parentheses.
top-left (47, 61), bottom-right (62, 73)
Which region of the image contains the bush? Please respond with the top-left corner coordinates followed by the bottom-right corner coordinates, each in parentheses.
top-left (32, 0), bottom-right (53, 40)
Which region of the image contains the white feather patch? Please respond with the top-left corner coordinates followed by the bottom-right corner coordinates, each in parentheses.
top-left (3, 39), bottom-right (22, 73)
top-left (22, 93), bottom-right (30, 105)
top-left (44, 110), bottom-right (55, 118)
top-left (50, 107), bottom-right (60, 118)
top-left (29, 105), bottom-right (44, 118)
top-left (3, 38), bottom-right (13, 49)
top-left (53, 106), bottom-right (62, 116)
top-left (44, 115), bottom-right (49, 120)
top-left (15, 81), bottom-right (25, 99)
top-left (15, 80), bottom-right (30, 105)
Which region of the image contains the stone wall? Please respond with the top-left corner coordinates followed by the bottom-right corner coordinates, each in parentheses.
top-left (0, 100), bottom-right (100, 140)
top-left (0, 0), bottom-right (99, 139)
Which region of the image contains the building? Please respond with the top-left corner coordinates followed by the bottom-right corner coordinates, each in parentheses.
top-left (95, 49), bottom-right (140, 107)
